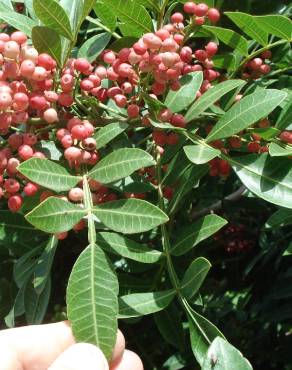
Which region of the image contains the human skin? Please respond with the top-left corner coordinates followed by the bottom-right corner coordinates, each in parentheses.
top-left (0, 321), bottom-right (143, 370)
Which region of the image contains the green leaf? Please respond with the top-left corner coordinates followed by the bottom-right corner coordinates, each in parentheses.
top-left (94, 122), bottom-right (128, 149)
top-left (229, 153), bottom-right (292, 209)
top-left (185, 80), bottom-right (246, 122)
top-left (110, 36), bottom-right (138, 52)
top-left (82, 0), bottom-right (96, 22)
top-left (181, 258), bottom-right (211, 299)
top-left (0, 9), bottom-right (36, 36)
top-left (276, 99), bottom-right (292, 130)
top-left (0, 211), bottom-right (41, 247)
top-left (254, 15), bottom-right (292, 41)
top-left (89, 148), bottom-right (155, 184)
top-left (250, 127), bottom-right (280, 141)
top-left (269, 142), bottom-right (292, 157)
top-left (107, 0), bottom-right (153, 37)
top-left (225, 12), bottom-right (269, 46)
top-left (35, 140), bottom-right (63, 161)
top-left (33, 235), bottom-right (58, 294)
top-left (184, 144), bottom-right (220, 165)
top-left (168, 164), bottom-right (208, 214)
top-left (265, 208), bottom-right (292, 229)
top-left (78, 32), bottom-right (111, 62)
top-left (96, 232), bottom-right (163, 263)
top-left (24, 278), bottom-right (51, 324)
top-left (189, 310), bottom-right (225, 366)
top-left (202, 337), bottom-right (252, 370)
top-left (26, 197), bottom-right (87, 233)
top-left (206, 90), bottom-right (287, 142)
top-left (32, 26), bottom-right (62, 68)
top-left (154, 303), bottom-right (185, 350)
top-left (171, 215), bottom-right (227, 256)
top-left (203, 26), bottom-right (248, 56)
top-left (165, 72), bottom-right (203, 113)
top-left (94, 199), bottom-right (169, 234)
top-left (93, 0), bottom-right (117, 31)
top-left (14, 247), bottom-right (41, 288)
top-left (67, 244), bottom-right (118, 360)
top-left (118, 290), bottom-right (176, 318)
top-left (18, 158), bottom-right (82, 192)
top-left (135, 0), bottom-right (160, 12)
top-left (33, 0), bottom-right (73, 40)
top-left (60, 0), bottom-right (83, 36)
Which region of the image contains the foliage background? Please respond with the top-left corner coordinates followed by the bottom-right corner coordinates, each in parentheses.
top-left (0, 0), bottom-right (291, 369)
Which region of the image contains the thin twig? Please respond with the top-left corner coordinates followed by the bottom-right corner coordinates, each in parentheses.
top-left (191, 185), bottom-right (246, 220)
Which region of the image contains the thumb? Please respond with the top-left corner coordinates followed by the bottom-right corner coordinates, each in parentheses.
top-left (48, 343), bottom-right (109, 370)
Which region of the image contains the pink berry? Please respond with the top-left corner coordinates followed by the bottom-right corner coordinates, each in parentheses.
top-left (13, 92), bottom-right (29, 111)
top-left (82, 138), bottom-right (97, 151)
top-left (8, 133), bottom-right (23, 149)
top-left (71, 124), bottom-right (89, 140)
top-left (61, 134), bottom-right (73, 148)
top-left (23, 182), bottom-right (39, 196)
top-left (180, 46), bottom-right (193, 63)
top-left (259, 64), bottom-right (271, 74)
top-left (195, 3), bottom-right (209, 16)
top-left (8, 194), bottom-right (23, 212)
top-left (4, 41), bottom-right (20, 59)
top-left (4, 178), bottom-right (20, 193)
top-left (94, 65), bottom-right (107, 79)
top-left (37, 53), bottom-right (56, 70)
top-left (0, 92), bottom-right (12, 109)
top-left (64, 147), bottom-right (82, 161)
top-left (23, 133), bottom-right (37, 146)
top-left (30, 95), bottom-right (47, 110)
top-left (171, 114), bottom-right (186, 128)
top-left (61, 74), bottom-right (75, 92)
top-left (83, 121), bottom-right (94, 136)
top-left (114, 94), bottom-right (127, 108)
top-left (133, 41), bottom-right (147, 56)
top-left (208, 8), bottom-right (220, 23)
top-left (67, 117), bottom-right (82, 131)
top-left (127, 104), bottom-right (140, 118)
top-left (11, 31), bottom-right (27, 45)
top-left (194, 49), bottom-right (208, 61)
top-left (143, 33), bottom-right (162, 50)
top-left (44, 90), bottom-right (59, 102)
top-left (103, 50), bottom-right (116, 64)
top-left (205, 42), bottom-right (218, 57)
top-left (184, 2), bottom-right (197, 14)
top-left (117, 63), bottom-right (133, 78)
top-left (43, 108), bottom-right (59, 123)
top-left (7, 158), bottom-right (20, 174)
top-left (58, 92), bottom-right (73, 107)
top-left (80, 79), bottom-right (94, 91)
top-left (158, 108), bottom-right (173, 122)
top-left (171, 12), bottom-right (184, 23)
top-left (68, 187), bottom-right (84, 202)
top-left (74, 58), bottom-right (91, 74)
top-left (18, 144), bottom-right (33, 160)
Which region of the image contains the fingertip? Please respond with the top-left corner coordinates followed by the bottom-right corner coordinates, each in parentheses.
top-left (0, 344), bottom-right (23, 370)
top-left (110, 330), bottom-right (125, 367)
top-left (48, 343), bottom-right (109, 370)
top-left (111, 350), bottom-right (143, 370)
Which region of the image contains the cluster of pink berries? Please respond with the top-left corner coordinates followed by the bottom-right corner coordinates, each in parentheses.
top-left (0, 132), bottom-right (45, 211)
top-left (56, 118), bottom-right (99, 167)
top-left (242, 50), bottom-right (272, 79)
top-left (214, 224), bottom-right (255, 254)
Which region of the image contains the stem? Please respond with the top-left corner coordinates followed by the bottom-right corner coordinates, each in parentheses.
top-left (97, 102), bottom-right (128, 118)
top-left (230, 39), bottom-right (289, 78)
top-left (86, 17), bottom-right (121, 39)
top-left (83, 174), bottom-right (96, 244)
top-left (158, 0), bottom-right (169, 29)
top-left (156, 150), bottom-right (180, 293)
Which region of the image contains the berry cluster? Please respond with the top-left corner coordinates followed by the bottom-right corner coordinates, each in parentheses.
top-left (214, 224), bottom-right (255, 253)
top-left (56, 118), bottom-right (99, 167)
top-left (242, 50), bottom-right (272, 80)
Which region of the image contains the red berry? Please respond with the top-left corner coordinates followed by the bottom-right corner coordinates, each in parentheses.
top-left (171, 12), bottom-right (184, 23)
top-left (23, 182), bottom-right (39, 196)
top-left (208, 8), bottom-right (220, 23)
top-left (195, 3), bottom-right (209, 17)
top-left (127, 104), bottom-right (140, 118)
top-left (279, 131), bottom-right (292, 144)
top-left (71, 124), bottom-right (89, 140)
top-left (184, 2), bottom-right (197, 14)
top-left (18, 144), bottom-right (33, 160)
top-left (74, 58), bottom-right (91, 74)
top-left (152, 130), bottom-right (168, 146)
top-left (8, 194), bottom-right (23, 212)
